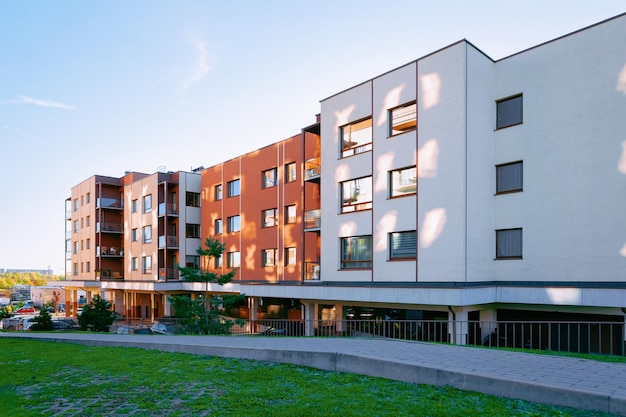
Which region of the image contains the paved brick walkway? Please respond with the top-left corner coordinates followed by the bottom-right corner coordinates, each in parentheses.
top-left (3, 332), bottom-right (625, 415)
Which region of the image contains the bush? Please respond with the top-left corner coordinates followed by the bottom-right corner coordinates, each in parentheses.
top-left (31, 309), bottom-right (54, 331)
top-left (77, 295), bottom-right (115, 332)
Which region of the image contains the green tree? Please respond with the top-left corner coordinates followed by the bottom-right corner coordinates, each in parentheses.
top-left (31, 309), bottom-right (54, 331)
top-left (77, 295), bottom-right (116, 332)
top-left (0, 305), bottom-right (13, 320)
top-left (173, 237), bottom-right (242, 334)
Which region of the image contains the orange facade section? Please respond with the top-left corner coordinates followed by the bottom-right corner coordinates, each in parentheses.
top-left (201, 131), bottom-right (320, 283)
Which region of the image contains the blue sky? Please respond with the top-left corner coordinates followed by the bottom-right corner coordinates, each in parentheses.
top-left (1, 1), bottom-right (623, 274)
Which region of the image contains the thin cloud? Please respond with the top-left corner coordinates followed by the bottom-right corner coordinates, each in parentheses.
top-left (2, 125), bottom-right (32, 138)
top-left (181, 38), bottom-right (215, 91)
top-left (17, 95), bottom-right (76, 110)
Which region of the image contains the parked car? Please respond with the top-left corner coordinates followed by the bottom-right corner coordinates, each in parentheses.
top-left (15, 306), bottom-right (37, 315)
top-left (115, 326), bottom-right (153, 335)
top-left (150, 322), bottom-right (176, 335)
top-left (52, 318), bottom-right (78, 330)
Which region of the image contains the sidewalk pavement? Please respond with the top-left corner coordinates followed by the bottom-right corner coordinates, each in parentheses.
top-left (3, 332), bottom-right (626, 415)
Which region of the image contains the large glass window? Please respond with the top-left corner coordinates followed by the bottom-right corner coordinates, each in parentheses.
top-left (262, 168), bottom-right (278, 189)
top-left (341, 176), bottom-right (372, 213)
top-left (227, 215), bottom-right (240, 233)
top-left (262, 208), bottom-right (277, 227)
top-left (496, 161), bottom-right (523, 194)
top-left (262, 249), bottom-right (277, 267)
top-left (143, 195), bottom-right (152, 213)
top-left (340, 235), bottom-right (373, 269)
top-left (285, 162), bottom-right (297, 183)
top-left (496, 228), bottom-right (523, 259)
top-left (186, 192), bottom-right (200, 207)
top-left (341, 118), bottom-right (372, 157)
top-left (142, 225), bottom-right (152, 243)
top-left (215, 184), bottom-right (223, 201)
top-left (389, 231), bottom-right (417, 260)
top-left (389, 102), bottom-right (417, 136)
top-left (227, 251), bottom-right (240, 268)
top-left (142, 255), bottom-right (152, 273)
top-left (390, 166), bottom-right (417, 198)
top-left (496, 94), bottom-right (523, 129)
top-left (227, 179), bottom-right (240, 197)
top-left (186, 223), bottom-right (200, 238)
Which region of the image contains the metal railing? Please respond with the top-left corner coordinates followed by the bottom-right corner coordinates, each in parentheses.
top-left (97, 222), bottom-right (123, 233)
top-left (97, 197), bottom-right (123, 210)
top-left (304, 158), bottom-right (320, 180)
top-left (158, 202), bottom-right (179, 216)
top-left (304, 209), bottom-right (321, 230)
top-left (303, 262), bottom-right (320, 280)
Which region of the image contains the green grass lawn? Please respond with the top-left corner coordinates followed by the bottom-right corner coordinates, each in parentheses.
top-left (0, 338), bottom-right (614, 417)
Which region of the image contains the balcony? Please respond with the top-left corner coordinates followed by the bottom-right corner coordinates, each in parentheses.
top-left (304, 209), bottom-right (321, 231)
top-left (98, 246), bottom-right (124, 257)
top-left (159, 268), bottom-right (179, 280)
top-left (96, 222), bottom-right (123, 233)
top-left (304, 261), bottom-right (320, 280)
top-left (158, 235), bottom-right (179, 249)
top-left (158, 202), bottom-right (179, 217)
top-left (97, 197), bottom-right (123, 210)
top-left (304, 158), bottom-right (321, 182)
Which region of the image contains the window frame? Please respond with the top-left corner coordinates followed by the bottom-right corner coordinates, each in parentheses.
top-left (285, 204), bottom-right (297, 224)
top-left (186, 192), bottom-right (201, 207)
top-left (389, 231), bottom-right (417, 260)
top-left (227, 179), bottom-right (240, 197)
top-left (496, 94), bottom-right (523, 129)
top-left (340, 176), bottom-right (373, 213)
top-left (496, 161), bottom-right (523, 194)
top-left (285, 162), bottom-right (297, 183)
top-left (261, 248), bottom-right (277, 267)
top-left (262, 208), bottom-right (278, 228)
top-left (214, 218), bottom-right (222, 235)
top-left (389, 166), bottom-right (417, 198)
top-left (340, 235), bottom-right (373, 269)
top-left (142, 195), bottom-right (152, 213)
top-left (142, 225), bottom-right (152, 243)
top-left (131, 257), bottom-right (139, 271)
top-left (131, 199), bottom-right (138, 213)
top-left (262, 167), bottom-right (278, 189)
top-left (227, 215), bottom-right (241, 233)
top-left (340, 117), bottom-right (373, 158)
top-left (227, 251), bottom-right (240, 268)
top-left (131, 228), bottom-right (138, 242)
top-left (389, 101), bottom-right (417, 136)
top-left (186, 223), bottom-right (201, 238)
top-left (214, 184), bottom-right (223, 201)
top-left (142, 255), bottom-right (152, 273)
top-left (496, 228), bottom-right (523, 259)
top-left (285, 247), bottom-right (296, 266)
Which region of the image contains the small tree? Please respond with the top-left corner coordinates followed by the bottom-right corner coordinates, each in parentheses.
top-left (78, 295), bottom-right (115, 332)
top-left (31, 309), bottom-right (54, 331)
top-left (174, 237), bottom-right (242, 334)
top-left (0, 305), bottom-right (13, 320)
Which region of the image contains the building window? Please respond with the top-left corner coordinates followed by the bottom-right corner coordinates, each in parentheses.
top-left (262, 249), bottom-right (277, 267)
top-left (496, 228), bottom-right (523, 259)
top-left (143, 195), bottom-right (152, 213)
top-left (390, 167), bottom-right (417, 198)
top-left (73, 220), bottom-right (78, 233)
top-left (285, 205), bottom-right (296, 224)
top-left (86, 262), bottom-right (90, 273)
top-left (142, 255), bottom-right (152, 273)
top-left (227, 179), bottom-right (240, 197)
top-left (496, 161), bottom-right (523, 194)
top-left (214, 254), bottom-right (222, 268)
top-left (73, 241), bottom-right (78, 254)
top-left (142, 225), bottom-right (152, 243)
top-left (215, 219), bottom-right (222, 234)
top-left (81, 218), bottom-right (84, 228)
top-left (131, 199), bottom-right (138, 213)
top-left (186, 223), bottom-right (200, 238)
top-left (131, 228), bottom-right (138, 242)
top-left (186, 192), bottom-right (201, 207)
top-left (496, 94), bottom-right (523, 129)
top-left (341, 176), bottom-right (372, 213)
top-left (341, 117), bottom-right (372, 158)
top-left (86, 192), bottom-right (90, 204)
top-left (389, 102), bottom-right (417, 136)
top-left (86, 238), bottom-right (90, 249)
top-left (73, 263), bottom-right (78, 276)
top-left (186, 255), bottom-right (200, 269)
top-left (340, 236), bottom-right (373, 269)
top-left (285, 162), bottom-right (297, 183)
top-left (227, 215), bottom-right (240, 233)
top-left (262, 168), bottom-right (278, 189)
top-left (389, 231), bottom-right (417, 260)
top-left (80, 195), bottom-right (84, 206)
top-left (285, 247), bottom-right (296, 266)
top-left (262, 208), bottom-right (277, 227)
top-left (73, 199), bottom-right (78, 211)
top-left (227, 251), bottom-right (240, 268)
top-left (81, 240), bottom-right (84, 251)
top-left (86, 216), bottom-right (90, 227)
top-left (131, 257), bottom-right (138, 271)
top-left (215, 184), bottom-right (223, 201)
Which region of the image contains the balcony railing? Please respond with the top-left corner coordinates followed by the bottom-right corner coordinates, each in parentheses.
top-left (158, 202), bottom-right (179, 217)
top-left (158, 236), bottom-right (179, 249)
top-left (304, 261), bottom-right (320, 280)
top-left (98, 246), bottom-right (123, 257)
top-left (97, 197), bottom-right (123, 210)
top-left (96, 222), bottom-right (123, 233)
top-left (304, 158), bottom-right (321, 180)
top-left (159, 268), bottom-right (179, 280)
top-left (304, 209), bottom-right (321, 230)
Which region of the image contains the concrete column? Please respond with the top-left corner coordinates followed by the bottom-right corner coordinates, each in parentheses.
top-left (303, 303), bottom-right (315, 336)
top-left (164, 294), bottom-right (171, 317)
top-left (248, 297), bottom-right (259, 334)
top-left (72, 290), bottom-right (78, 318)
top-left (480, 309), bottom-right (498, 345)
top-left (64, 289), bottom-right (70, 317)
top-left (448, 307), bottom-right (469, 345)
top-left (334, 304), bottom-right (344, 335)
top-left (150, 293), bottom-right (155, 321)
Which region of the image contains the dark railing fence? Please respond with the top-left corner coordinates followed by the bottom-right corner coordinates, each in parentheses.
top-left (107, 318), bottom-right (625, 356)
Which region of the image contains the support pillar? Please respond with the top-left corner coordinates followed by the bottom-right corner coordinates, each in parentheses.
top-left (448, 307), bottom-right (469, 345)
top-left (480, 309), bottom-right (498, 345)
top-left (303, 303), bottom-right (315, 336)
